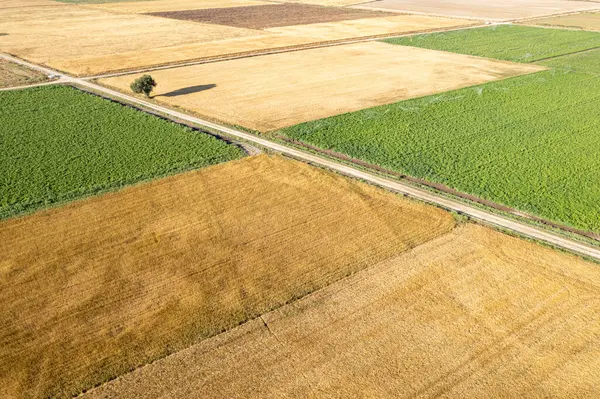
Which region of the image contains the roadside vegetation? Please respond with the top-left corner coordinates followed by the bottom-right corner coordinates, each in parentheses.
top-left (280, 26), bottom-right (600, 233)
top-left (0, 85), bottom-right (244, 219)
top-left (0, 59), bottom-right (48, 88)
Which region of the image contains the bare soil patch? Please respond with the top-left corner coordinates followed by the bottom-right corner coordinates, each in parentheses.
top-left (0, 155), bottom-right (454, 398)
top-left (85, 224), bottom-right (600, 398)
top-left (149, 4), bottom-right (392, 30)
top-left (0, 59), bottom-right (48, 88)
top-left (100, 42), bottom-right (545, 131)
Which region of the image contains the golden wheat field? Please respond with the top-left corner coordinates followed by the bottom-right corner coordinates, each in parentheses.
top-left (85, 224), bottom-right (600, 398)
top-left (0, 155), bottom-right (454, 398)
top-left (100, 42), bottom-right (544, 131)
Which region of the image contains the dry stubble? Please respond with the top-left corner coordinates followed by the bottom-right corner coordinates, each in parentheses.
top-left (85, 224), bottom-right (600, 398)
top-left (100, 42), bottom-right (545, 131)
top-left (0, 155), bottom-right (454, 398)
top-left (527, 12), bottom-right (600, 31)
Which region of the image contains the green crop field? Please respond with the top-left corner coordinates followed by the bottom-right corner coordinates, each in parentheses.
top-left (280, 27), bottom-right (600, 233)
top-left (384, 25), bottom-right (600, 62)
top-left (0, 85), bottom-right (244, 219)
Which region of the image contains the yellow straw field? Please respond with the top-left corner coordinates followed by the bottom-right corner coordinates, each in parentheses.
top-left (85, 224), bottom-right (600, 398)
top-left (0, 155), bottom-right (454, 398)
top-left (100, 42), bottom-right (545, 131)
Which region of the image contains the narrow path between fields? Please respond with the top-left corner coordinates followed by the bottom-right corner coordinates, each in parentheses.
top-left (2, 52), bottom-right (600, 261)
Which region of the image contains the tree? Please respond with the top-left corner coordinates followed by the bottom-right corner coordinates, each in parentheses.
top-left (130, 75), bottom-right (157, 97)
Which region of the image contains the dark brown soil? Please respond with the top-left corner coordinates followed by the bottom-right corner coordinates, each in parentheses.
top-left (147, 3), bottom-right (393, 30)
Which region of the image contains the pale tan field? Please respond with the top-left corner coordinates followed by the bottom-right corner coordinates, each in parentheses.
top-left (355, 0), bottom-right (600, 21)
top-left (85, 224), bottom-right (600, 398)
top-left (0, 0), bottom-right (61, 8)
top-left (84, 0), bottom-right (272, 14)
top-left (101, 42), bottom-right (545, 131)
top-left (0, 3), bottom-right (471, 75)
top-left (278, 0), bottom-right (371, 5)
top-left (0, 4), bottom-right (262, 75)
top-left (265, 14), bottom-right (473, 40)
top-left (0, 155), bottom-right (454, 399)
top-left (0, 59), bottom-right (48, 88)
top-left (528, 12), bottom-right (600, 30)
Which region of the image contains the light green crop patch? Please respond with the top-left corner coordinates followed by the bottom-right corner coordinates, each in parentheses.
top-left (384, 24), bottom-right (600, 63)
top-left (0, 85), bottom-right (244, 219)
top-left (280, 27), bottom-right (600, 233)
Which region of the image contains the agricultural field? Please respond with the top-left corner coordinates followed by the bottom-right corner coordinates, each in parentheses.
top-left (528, 11), bottom-right (600, 31)
top-left (385, 24), bottom-right (600, 62)
top-left (148, 3), bottom-right (391, 30)
top-left (84, 223), bottom-right (600, 398)
top-left (0, 59), bottom-right (48, 88)
top-left (0, 0), bottom-right (471, 75)
top-left (355, 0), bottom-right (600, 21)
top-left (0, 155), bottom-right (455, 398)
top-left (280, 25), bottom-right (600, 233)
top-left (0, 85), bottom-right (243, 219)
top-left (82, 0), bottom-right (277, 13)
top-left (100, 42), bottom-right (543, 131)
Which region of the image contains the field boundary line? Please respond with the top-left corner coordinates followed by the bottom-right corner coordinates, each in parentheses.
top-left (81, 22), bottom-right (489, 80)
top-left (2, 52), bottom-right (600, 261)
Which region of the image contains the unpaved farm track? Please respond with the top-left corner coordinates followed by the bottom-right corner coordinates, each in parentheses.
top-left (2, 52), bottom-right (599, 262)
top-left (148, 3), bottom-right (393, 30)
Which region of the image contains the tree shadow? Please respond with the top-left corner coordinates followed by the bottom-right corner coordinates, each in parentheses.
top-left (0, 33), bottom-right (8, 37)
top-left (158, 84), bottom-right (216, 97)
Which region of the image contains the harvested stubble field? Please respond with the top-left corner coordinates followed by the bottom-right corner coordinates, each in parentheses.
top-left (0, 2), bottom-right (471, 75)
top-left (0, 155), bottom-right (455, 398)
top-left (100, 42), bottom-right (543, 131)
top-left (0, 0), bottom-right (62, 8)
top-left (148, 3), bottom-right (391, 30)
top-left (528, 12), bottom-right (600, 31)
top-left (85, 223), bottom-right (600, 398)
top-left (83, 0), bottom-right (273, 13)
top-left (355, 0), bottom-right (600, 21)
top-left (0, 3), bottom-right (262, 75)
top-left (0, 59), bottom-right (48, 88)
top-left (280, 26), bottom-right (600, 233)
top-left (0, 85), bottom-right (243, 219)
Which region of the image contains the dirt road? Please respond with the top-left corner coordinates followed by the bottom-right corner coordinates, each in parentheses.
top-left (2, 52), bottom-right (599, 261)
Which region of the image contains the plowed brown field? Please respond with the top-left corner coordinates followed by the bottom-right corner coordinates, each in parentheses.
top-left (0, 155), bottom-right (454, 399)
top-left (528, 12), bottom-right (600, 30)
top-left (100, 42), bottom-right (545, 131)
top-left (84, 224), bottom-right (600, 398)
top-left (148, 3), bottom-right (391, 30)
